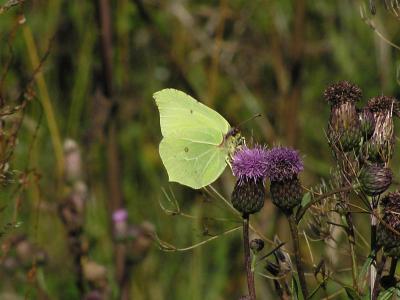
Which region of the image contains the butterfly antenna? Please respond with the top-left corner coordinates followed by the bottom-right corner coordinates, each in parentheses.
top-left (236, 113), bottom-right (262, 129)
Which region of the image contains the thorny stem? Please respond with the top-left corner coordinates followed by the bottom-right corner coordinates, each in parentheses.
top-left (243, 214), bottom-right (256, 300)
top-left (288, 215), bottom-right (309, 299)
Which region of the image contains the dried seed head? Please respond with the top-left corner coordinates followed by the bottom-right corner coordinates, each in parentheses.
top-left (363, 97), bottom-right (396, 164)
top-left (367, 96), bottom-right (398, 113)
top-left (381, 192), bottom-right (400, 229)
top-left (359, 164), bottom-right (392, 196)
top-left (377, 191), bottom-right (400, 257)
top-left (324, 81), bottom-right (362, 107)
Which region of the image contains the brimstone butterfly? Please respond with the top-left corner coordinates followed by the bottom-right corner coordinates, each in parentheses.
top-left (154, 88), bottom-right (243, 189)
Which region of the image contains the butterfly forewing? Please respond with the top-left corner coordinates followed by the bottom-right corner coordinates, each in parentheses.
top-left (154, 89), bottom-right (230, 138)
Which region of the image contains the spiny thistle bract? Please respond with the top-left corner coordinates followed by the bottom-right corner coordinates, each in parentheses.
top-left (358, 107), bottom-right (375, 140)
top-left (324, 81), bottom-right (363, 152)
top-left (265, 147), bottom-right (304, 215)
top-left (377, 192), bottom-right (400, 257)
top-left (231, 146), bottom-right (268, 215)
top-left (358, 164), bottom-right (392, 197)
top-left (364, 96), bottom-right (397, 164)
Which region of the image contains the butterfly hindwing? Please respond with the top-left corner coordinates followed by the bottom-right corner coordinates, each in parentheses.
top-left (159, 135), bottom-right (228, 189)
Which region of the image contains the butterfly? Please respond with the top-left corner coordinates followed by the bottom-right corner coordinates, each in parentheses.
top-left (154, 88), bottom-right (244, 189)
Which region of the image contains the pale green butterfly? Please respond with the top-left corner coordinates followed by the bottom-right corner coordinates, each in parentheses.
top-left (154, 88), bottom-right (244, 189)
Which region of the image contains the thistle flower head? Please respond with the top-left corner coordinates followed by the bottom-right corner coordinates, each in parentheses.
top-left (232, 146), bottom-right (269, 183)
top-left (324, 81), bottom-right (362, 107)
top-left (367, 96), bottom-right (398, 113)
top-left (265, 147), bottom-right (304, 182)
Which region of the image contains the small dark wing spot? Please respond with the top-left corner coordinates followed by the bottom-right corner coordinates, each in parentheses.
top-left (190, 109), bottom-right (193, 114)
top-left (184, 147), bottom-right (189, 152)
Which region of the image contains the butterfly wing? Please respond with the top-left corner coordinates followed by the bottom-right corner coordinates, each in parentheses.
top-left (154, 89), bottom-right (230, 138)
top-left (154, 89), bottom-right (231, 189)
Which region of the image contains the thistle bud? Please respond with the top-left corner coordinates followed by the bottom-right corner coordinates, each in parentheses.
top-left (231, 179), bottom-right (266, 215)
top-left (250, 238), bottom-right (265, 254)
top-left (377, 192), bottom-right (400, 257)
top-left (324, 81), bottom-right (363, 152)
top-left (231, 146), bottom-right (268, 215)
top-left (364, 96), bottom-right (397, 163)
top-left (358, 107), bottom-right (375, 140)
top-left (358, 164), bottom-right (392, 196)
top-left (270, 177), bottom-right (303, 214)
top-left (265, 261), bottom-right (281, 277)
top-left (265, 147), bottom-right (304, 215)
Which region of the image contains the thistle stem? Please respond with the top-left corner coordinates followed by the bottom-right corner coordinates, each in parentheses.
top-left (288, 215), bottom-right (309, 299)
top-left (372, 255), bottom-right (386, 300)
top-left (243, 214), bottom-right (256, 300)
top-left (345, 211), bottom-right (359, 289)
top-left (390, 258), bottom-right (398, 278)
top-left (370, 200), bottom-right (378, 298)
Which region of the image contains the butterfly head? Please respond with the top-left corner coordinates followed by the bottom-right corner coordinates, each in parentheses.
top-left (224, 128), bottom-right (246, 161)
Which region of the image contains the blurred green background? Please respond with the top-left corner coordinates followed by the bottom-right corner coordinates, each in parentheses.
top-left (1, 0), bottom-right (400, 299)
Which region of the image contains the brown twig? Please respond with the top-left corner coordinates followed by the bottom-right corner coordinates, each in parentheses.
top-left (288, 215), bottom-right (309, 299)
top-left (95, 0), bottom-right (128, 298)
top-left (243, 215), bottom-right (256, 300)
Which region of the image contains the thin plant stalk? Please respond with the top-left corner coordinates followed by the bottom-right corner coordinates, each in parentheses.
top-left (288, 215), bottom-right (309, 299)
top-left (23, 25), bottom-right (64, 179)
top-left (372, 254), bottom-right (386, 299)
top-left (243, 214), bottom-right (256, 300)
top-left (370, 198), bottom-right (378, 298)
top-left (345, 209), bottom-right (359, 289)
top-left (389, 258), bottom-right (398, 278)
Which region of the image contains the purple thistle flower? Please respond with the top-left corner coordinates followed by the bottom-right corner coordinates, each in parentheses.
top-left (232, 146), bottom-right (269, 183)
top-left (112, 209), bottom-right (128, 223)
top-left (265, 147), bottom-right (304, 182)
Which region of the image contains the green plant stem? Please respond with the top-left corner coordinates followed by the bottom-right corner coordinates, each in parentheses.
top-left (288, 215), bottom-right (308, 299)
top-left (345, 212), bottom-right (359, 289)
top-left (23, 25), bottom-right (64, 180)
top-left (243, 214), bottom-right (256, 300)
